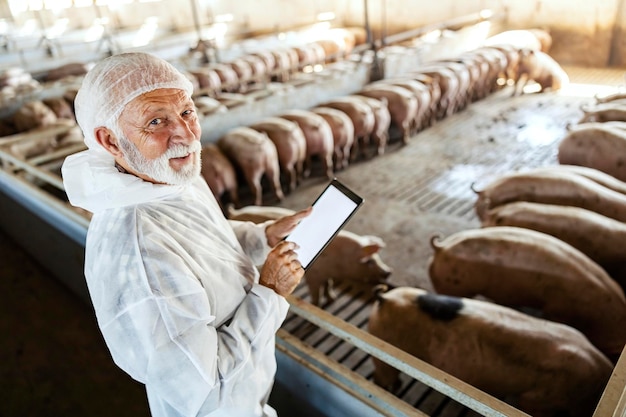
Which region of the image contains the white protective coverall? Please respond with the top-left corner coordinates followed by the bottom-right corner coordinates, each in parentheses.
top-left (62, 52), bottom-right (288, 417)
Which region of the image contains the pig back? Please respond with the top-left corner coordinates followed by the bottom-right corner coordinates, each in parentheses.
top-left (321, 97), bottom-right (375, 138)
top-left (558, 123), bottom-right (626, 182)
top-left (217, 126), bottom-right (276, 163)
top-left (359, 84), bottom-right (418, 127)
top-left (249, 117), bottom-right (307, 165)
top-left (279, 109), bottom-right (334, 157)
top-left (311, 106), bottom-right (355, 147)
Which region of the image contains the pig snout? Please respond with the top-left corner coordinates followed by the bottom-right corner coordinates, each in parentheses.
top-left (362, 254), bottom-right (392, 283)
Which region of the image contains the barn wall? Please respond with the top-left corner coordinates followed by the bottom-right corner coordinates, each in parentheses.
top-left (1, 0), bottom-right (625, 67)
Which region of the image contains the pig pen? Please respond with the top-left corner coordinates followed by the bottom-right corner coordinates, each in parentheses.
top-left (263, 65), bottom-right (626, 417)
top-left (1, 61), bottom-right (625, 416)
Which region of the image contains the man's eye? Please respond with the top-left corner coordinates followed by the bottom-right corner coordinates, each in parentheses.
top-left (183, 109), bottom-right (194, 116)
top-left (149, 118), bottom-right (161, 126)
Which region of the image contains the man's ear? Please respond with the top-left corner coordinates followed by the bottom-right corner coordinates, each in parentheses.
top-left (94, 126), bottom-right (123, 157)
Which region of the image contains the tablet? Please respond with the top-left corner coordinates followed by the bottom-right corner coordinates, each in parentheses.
top-left (286, 178), bottom-right (363, 270)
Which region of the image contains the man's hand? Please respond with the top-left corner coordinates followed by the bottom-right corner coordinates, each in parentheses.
top-left (260, 241), bottom-right (305, 296)
top-left (265, 206), bottom-right (313, 247)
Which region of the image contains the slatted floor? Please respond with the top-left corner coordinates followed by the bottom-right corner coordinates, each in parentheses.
top-left (275, 65), bottom-right (626, 416)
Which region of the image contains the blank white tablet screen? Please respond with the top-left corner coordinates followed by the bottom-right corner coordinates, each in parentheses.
top-left (287, 185), bottom-right (359, 269)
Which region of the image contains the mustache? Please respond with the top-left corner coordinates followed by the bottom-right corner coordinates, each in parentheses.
top-left (165, 140), bottom-right (202, 159)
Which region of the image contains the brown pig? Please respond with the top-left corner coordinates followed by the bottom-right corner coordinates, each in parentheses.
top-left (249, 117), bottom-right (307, 193)
top-left (481, 201), bottom-right (626, 288)
top-left (321, 97), bottom-right (375, 161)
top-left (217, 127), bottom-right (284, 206)
top-left (200, 143), bottom-right (239, 209)
top-left (359, 84), bottom-right (418, 144)
top-left (473, 169), bottom-right (626, 223)
top-left (558, 122), bottom-right (626, 182)
top-left (352, 95), bottom-right (390, 157)
top-left (514, 49), bottom-right (569, 95)
top-left (311, 106), bottom-right (355, 170)
top-left (531, 164), bottom-right (626, 195)
top-left (306, 230), bottom-right (392, 306)
top-left (368, 286), bottom-right (612, 417)
top-left (226, 205), bottom-right (392, 306)
top-left (428, 226), bottom-right (626, 358)
top-left (279, 110), bottom-right (335, 179)
top-left (12, 100), bottom-right (58, 132)
top-left (578, 102), bottom-right (626, 123)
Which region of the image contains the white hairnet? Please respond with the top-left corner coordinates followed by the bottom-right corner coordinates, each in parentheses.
top-left (74, 52), bottom-right (194, 150)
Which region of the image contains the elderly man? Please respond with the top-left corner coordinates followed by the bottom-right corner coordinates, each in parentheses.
top-left (61, 52), bottom-right (311, 417)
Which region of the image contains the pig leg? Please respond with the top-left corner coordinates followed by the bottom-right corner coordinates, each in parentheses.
top-left (303, 156), bottom-right (313, 178)
top-left (266, 165), bottom-right (285, 202)
top-left (284, 162), bottom-right (298, 193)
top-left (371, 357), bottom-right (402, 392)
top-left (323, 279), bottom-right (338, 303)
top-left (245, 170), bottom-right (264, 206)
top-left (306, 276), bottom-right (323, 306)
top-left (375, 131), bottom-right (388, 155)
top-left (333, 146), bottom-right (345, 171)
top-left (401, 122), bottom-right (411, 145)
top-left (322, 153), bottom-right (334, 179)
top-left (227, 188), bottom-right (240, 209)
top-left (341, 145), bottom-right (352, 169)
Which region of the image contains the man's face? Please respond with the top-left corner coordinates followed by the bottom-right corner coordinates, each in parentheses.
top-left (115, 88), bottom-right (202, 185)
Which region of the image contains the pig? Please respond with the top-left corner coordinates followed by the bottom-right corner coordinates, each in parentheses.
top-left (481, 201), bottom-right (626, 288)
top-left (352, 95), bottom-right (390, 157)
top-left (216, 127), bottom-right (284, 206)
top-left (311, 106), bottom-right (355, 170)
top-left (270, 49), bottom-right (295, 82)
top-left (408, 73), bottom-right (441, 127)
top-left (373, 78), bottom-right (431, 132)
top-left (531, 164), bottom-right (626, 195)
top-left (43, 62), bottom-right (90, 82)
top-left (473, 46), bottom-right (513, 94)
top-left (428, 226), bottom-right (626, 359)
top-left (513, 48), bottom-right (569, 96)
top-left (484, 29), bottom-right (549, 52)
top-left (413, 65), bottom-right (460, 120)
top-left (557, 122), bottom-right (626, 182)
top-left (473, 168), bottom-right (626, 223)
top-left (200, 143), bottom-right (239, 209)
top-left (12, 100), bottom-right (58, 132)
top-left (279, 110), bottom-right (335, 179)
top-left (226, 205), bottom-right (392, 306)
top-left (249, 117), bottom-right (307, 193)
top-left (239, 54), bottom-right (269, 84)
top-left (227, 58), bottom-right (253, 91)
top-left (368, 286), bottom-right (612, 417)
top-left (209, 63), bottom-right (240, 92)
top-left (578, 102), bottom-right (626, 123)
top-left (436, 61), bottom-right (472, 112)
top-left (306, 230), bottom-right (392, 306)
top-left (595, 91), bottom-right (626, 104)
top-left (359, 84), bottom-right (418, 144)
top-left (194, 96), bottom-right (227, 118)
top-left (321, 97), bottom-right (375, 162)
top-left (42, 97), bottom-right (75, 120)
top-left (189, 68), bottom-right (222, 97)
top-left (251, 51), bottom-right (276, 77)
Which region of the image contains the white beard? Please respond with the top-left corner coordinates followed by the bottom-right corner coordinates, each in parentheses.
top-left (118, 136), bottom-right (202, 185)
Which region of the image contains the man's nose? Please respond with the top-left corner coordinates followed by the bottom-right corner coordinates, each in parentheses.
top-left (170, 118), bottom-right (198, 144)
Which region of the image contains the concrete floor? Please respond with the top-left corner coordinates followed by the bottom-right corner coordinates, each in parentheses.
top-left (1, 65), bottom-right (625, 416)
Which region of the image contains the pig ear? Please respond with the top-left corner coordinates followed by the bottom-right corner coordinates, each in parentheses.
top-left (363, 235), bottom-right (386, 248)
top-left (360, 243), bottom-right (381, 261)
